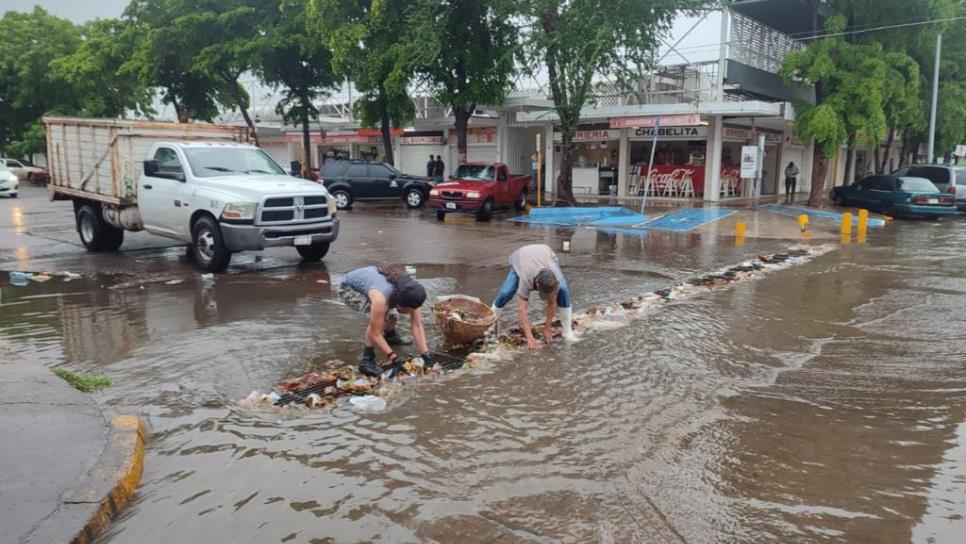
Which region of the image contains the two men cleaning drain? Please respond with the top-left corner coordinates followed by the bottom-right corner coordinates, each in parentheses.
top-left (339, 244), bottom-right (576, 377)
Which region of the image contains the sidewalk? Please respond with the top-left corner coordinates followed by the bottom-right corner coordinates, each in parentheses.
top-left (0, 343), bottom-right (146, 544)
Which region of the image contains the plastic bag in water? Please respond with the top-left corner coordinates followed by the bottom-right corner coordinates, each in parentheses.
top-left (349, 395), bottom-right (387, 412)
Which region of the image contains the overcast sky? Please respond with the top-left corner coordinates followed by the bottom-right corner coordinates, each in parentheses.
top-left (0, 0), bottom-right (127, 22)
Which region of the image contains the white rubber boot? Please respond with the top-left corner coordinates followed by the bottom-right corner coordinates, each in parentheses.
top-left (490, 304), bottom-right (502, 335)
top-left (559, 307), bottom-right (577, 341)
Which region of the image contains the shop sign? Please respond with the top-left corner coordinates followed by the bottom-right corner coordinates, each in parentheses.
top-left (450, 127), bottom-right (496, 144)
top-left (552, 129), bottom-right (620, 142)
top-left (358, 128), bottom-right (402, 137)
top-left (609, 113), bottom-right (701, 129)
top-left (954, 144), bottom-right (966, 157)
top-left (631, 126), bottom-right (707, 139)
top-left (723, 127), bottom-right (752, 141)
top-left (401, 135), bottom-right (444, 145)
top-left (284, 131), bottom-right (383, 144)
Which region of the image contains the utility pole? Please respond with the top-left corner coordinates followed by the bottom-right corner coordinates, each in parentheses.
top-left (927, 33), bottom-right (941, 164)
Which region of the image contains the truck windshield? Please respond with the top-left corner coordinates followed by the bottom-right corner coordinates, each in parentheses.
top-left (453, 164), bottom-right (494, 181)
top-left (184, 147), bottom-right (286, 177)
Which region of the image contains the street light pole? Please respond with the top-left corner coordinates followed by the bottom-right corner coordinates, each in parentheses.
top-left (927, 33), bottom-right (942, 164)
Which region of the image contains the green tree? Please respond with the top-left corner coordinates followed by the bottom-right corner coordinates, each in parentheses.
top-left (123, 0), bottom-right (237, 123)
top-left (255, 0), bottom-right (337, 174)
top-left (516, 0), bottom-right (709, 203)
top-left (309, 0), bottom-right (415, 166)
top-left (781, 16), bottom-right (890, 205)
top-left (407, 0), bottom-right (517, 164)
top-left (50, 18), bottom-right (156, 119)
top-left (0, 7), bottom-right (81, 156)
top-left (177, 0), bottom-right (263, 140)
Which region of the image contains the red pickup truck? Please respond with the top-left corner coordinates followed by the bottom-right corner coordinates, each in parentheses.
top-left (429, 162), bottom-right (530, 221)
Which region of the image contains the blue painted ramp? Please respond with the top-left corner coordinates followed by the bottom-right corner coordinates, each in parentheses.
top-left (510, 207), bottom-right (647, 227)
top-left (761, 204), bottom-right (886, 227)
top-left (641, 208), bottom-right (735, 231)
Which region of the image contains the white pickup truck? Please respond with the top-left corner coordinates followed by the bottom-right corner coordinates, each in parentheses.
top-left (44, 117), bottom-right (339, 272)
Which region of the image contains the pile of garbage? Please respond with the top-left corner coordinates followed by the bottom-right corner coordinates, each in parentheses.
top-left (7, 270), bottom-right (83, 286)
top-left (244, 244), bottom-right (834, 412)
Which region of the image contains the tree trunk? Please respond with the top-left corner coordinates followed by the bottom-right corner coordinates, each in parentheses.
top-left (225, 74), bottom-right (258, 146)
top-left (453, 105), bottom-right (472, 165)
top-left (378, 87), bottom-right (394, 166)
top-left (879, 127), bottom-right (896, 173)
top-left (843, 135), bottom-right (855, 185)
top-left (808, 144), bottom-right (828, 207)
top-left (301, 108), bottom-right (312, 179)
top-left (557, 131), bottom-right (576, 205)
top-left (170, 88), bottom-right (187, 123)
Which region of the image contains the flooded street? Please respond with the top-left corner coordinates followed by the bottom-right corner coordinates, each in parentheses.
top-left (2, 187), bottom-right (965, 543)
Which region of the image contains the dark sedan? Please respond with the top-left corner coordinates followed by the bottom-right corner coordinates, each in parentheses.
top-left (830, 174), bottom-right (956, 218)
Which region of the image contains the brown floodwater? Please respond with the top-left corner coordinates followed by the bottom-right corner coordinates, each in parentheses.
top-left (2, 217), bottom-right (965, 544)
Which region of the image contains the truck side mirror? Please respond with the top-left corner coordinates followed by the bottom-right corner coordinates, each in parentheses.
top-left (143, 160), bottom-right (159, 177)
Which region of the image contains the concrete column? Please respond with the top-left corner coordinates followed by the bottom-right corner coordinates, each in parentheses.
top-left (544, 124), bottom-right (555, 203)
top-left (618, 128), bottom-right (630, 197)
top-left (846, 146), bottom-right (857, 185)
top-left (704, 115), bottom-right (723, 202)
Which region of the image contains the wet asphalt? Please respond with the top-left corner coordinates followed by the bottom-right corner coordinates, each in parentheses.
top-left (2, 184), bottom-right (965, 543)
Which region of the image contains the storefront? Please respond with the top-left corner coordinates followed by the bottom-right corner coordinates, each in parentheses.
top-left (622, 118), bottom-right (744, 198)
top-left (552, 128), bottom-right (620, 195)
top-left (448, 127), bottom-right (497, 174)
top-left (397, 132), bottom-right (446, 177)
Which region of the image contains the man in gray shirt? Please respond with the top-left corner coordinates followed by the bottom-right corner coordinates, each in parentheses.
top-left (491, 244), bottom-right (576, 349)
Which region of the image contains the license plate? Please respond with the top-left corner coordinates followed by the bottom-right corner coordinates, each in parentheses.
top-left (928, 198), bottom-right (938, 204)
top-left (446, 202), bottom-right (457, 210)
top-left (294, 235), bottom-right (312, 246)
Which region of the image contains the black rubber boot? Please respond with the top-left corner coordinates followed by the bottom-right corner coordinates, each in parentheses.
top-left (383, 330), bottom-right (411, 346)
top-left (358, 347), bottom-right (383, 378)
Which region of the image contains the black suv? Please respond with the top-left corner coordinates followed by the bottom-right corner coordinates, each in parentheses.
top-left (319, 160), bottom-right (433, 210)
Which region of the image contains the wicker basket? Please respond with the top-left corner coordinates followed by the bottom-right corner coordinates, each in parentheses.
top-left (432, 295), bottom-right (497, 345)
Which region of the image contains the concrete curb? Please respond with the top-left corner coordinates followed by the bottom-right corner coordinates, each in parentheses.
top-left (24, 415), bottom-right (148, 544)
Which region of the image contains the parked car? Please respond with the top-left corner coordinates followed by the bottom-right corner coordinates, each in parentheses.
top-left (318, 160), bottom-right (433, 210)
top-left (45, 117), bottom-right (339, 273)
top-left (0, 163), bottom-right (18, 198)
top-left (830, 174), bottom-right (956, 218)
top-left (891, 164), bottom-right (966, 211)
top-left (0, 158), bottom-right (46, 181)
top-left (429, 162), bottom-right (530, 221)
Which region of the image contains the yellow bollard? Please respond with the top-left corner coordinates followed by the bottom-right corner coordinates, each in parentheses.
top-left (840, 232), bottom-right (852, 245)
top-left (797, 214), bottom-right (809, 233)
top-left (840, 212), bottom-right (853, 238)
top-left (857, 209), bottom-right (868, 239)
top-left (735, 221), bottom-right (747, 237)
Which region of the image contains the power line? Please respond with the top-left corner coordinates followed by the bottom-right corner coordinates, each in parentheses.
top-left (788, 14), bottom-right (966, 41)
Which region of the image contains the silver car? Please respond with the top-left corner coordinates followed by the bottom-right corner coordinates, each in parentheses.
top-left (0, 158), bottom-right (46, 181)
top-left (892, 164), bottom-right (966, 211)
top-left (0, 164), bottom-right (18, 198)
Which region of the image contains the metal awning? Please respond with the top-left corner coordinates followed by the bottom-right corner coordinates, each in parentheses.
top-left (514, 100), bottom-right (788, 125)
top-left (731, 0), bottom-right (830, 37)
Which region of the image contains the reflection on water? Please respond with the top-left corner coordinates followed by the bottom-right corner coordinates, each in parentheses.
top-left (1, 220), bottom-right (965, 543)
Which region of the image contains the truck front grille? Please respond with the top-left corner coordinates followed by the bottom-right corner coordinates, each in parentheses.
top-left (257, 194), bottom-right (329, 226)
top-left (441, 190), bottom-right (464, 199)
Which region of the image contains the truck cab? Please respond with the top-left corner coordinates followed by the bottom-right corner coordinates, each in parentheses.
top-left (428, 162), bottom-right (530, 221)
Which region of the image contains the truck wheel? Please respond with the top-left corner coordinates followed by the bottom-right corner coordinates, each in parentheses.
top-left (191, 215), bottom-right (231, 273)
top-left (296, 242), bottom-right (330, 262)
top-left (476, 199), bottom-right (494, 222)
top-left (103, 225), bottom-right (124, 251)
top-left (436, 209), bottom-right (446, 221)
top-left (514, 192), bottom-right (527, 211)
top-left (76, 203), bottom-right (106, 251)
top-left (833, 194), bottom-right (846, 206)
top-left (405, 188), bottom-right (425, 209)
top-left (331, 190), bottom-right (352, 210)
